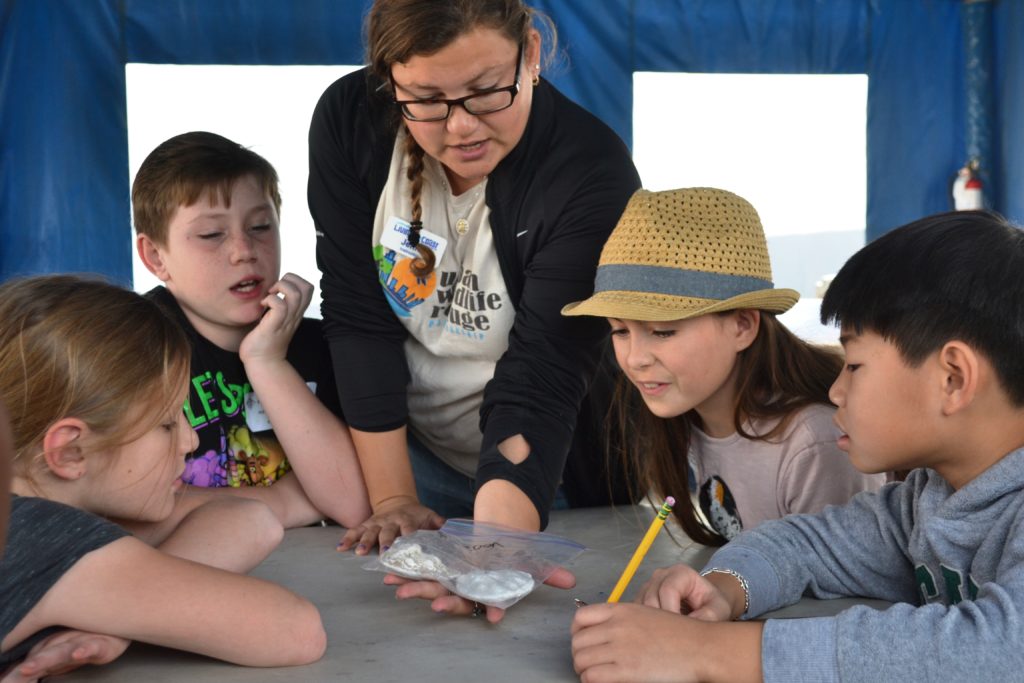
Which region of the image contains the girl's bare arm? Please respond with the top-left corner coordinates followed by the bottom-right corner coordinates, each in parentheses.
top-left (3, 536), bottom-right (326, 667)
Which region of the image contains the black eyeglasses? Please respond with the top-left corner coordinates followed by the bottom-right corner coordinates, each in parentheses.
top-left (392, 44), bottom-right (522, 122)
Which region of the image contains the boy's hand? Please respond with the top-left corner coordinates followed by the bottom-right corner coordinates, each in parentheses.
top-left (571, 603), bottom-right (706, 682)
top-left (337, 498), bottom-right (444, 555)
top-left (634, 564), bottom-right (733, 621)
top-left (239, 273), bottom-right (314, 366)
top-left (572, 603), bottom-right (763, 683)
top-left (382, 566), bottom-right (576, 624)
top-left (1, 630), bottom-right (130, 683)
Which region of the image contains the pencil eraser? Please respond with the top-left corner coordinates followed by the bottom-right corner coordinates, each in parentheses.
top-left (666, 496), bottom-right (675, 506)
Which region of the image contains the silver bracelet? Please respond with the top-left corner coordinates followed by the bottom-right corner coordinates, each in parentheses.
top-left (700, 567), bottom-right (750, 616)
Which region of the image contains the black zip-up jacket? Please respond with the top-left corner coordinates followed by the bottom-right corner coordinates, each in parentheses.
top-left (308, 68), bottom-right (641, 527)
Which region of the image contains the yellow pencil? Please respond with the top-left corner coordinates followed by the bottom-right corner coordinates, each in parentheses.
top-left (607, 496), bottom-right (675, 603)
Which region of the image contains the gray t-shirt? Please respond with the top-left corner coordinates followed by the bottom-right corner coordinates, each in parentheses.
top-left (0, 495), bottom-right (128, 667)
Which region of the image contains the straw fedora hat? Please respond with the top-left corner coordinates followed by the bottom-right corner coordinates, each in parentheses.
top-left (562, 187), bottom-right (798, 321)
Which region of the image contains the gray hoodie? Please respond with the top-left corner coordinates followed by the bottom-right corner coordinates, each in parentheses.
top-left (705, 447), bottom-right (1024, 682)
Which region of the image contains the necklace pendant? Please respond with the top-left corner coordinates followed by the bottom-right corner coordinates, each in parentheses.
top-left (456, 218), bottom-right (469, 235)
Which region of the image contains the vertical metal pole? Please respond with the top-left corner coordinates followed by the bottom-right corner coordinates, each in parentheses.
top-left (962, 0), bottom-right (995, 208)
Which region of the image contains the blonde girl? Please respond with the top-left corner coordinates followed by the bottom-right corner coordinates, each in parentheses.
top-left (0, 276), bottom-right (324, 677)
top-left (563, 188), bottom-right (886, 546)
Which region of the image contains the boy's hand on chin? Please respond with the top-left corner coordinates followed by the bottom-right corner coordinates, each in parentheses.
top-left (239, 273), bottom-right (314, 366)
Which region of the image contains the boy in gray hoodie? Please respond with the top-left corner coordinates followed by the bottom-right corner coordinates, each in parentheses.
top-left (571, 209), bottom-right (1024, 682)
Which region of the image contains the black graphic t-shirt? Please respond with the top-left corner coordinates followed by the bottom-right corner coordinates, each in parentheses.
top-left (148, 286), bottom-right (341, 488)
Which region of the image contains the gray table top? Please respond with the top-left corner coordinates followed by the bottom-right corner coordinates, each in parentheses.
top-left (56, 505), bottom-right (887, 682)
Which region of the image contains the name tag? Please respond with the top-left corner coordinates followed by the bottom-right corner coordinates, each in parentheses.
top-left (381, 216), bottom-right (448, 262)
top-left (244, 392), bottom-right (272, 432)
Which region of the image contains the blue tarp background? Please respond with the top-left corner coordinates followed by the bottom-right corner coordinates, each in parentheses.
top-left (1, 0), bottom-right (1022, 284)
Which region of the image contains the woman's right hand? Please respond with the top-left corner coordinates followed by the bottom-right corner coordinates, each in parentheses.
top-left (337, 496), bottom-right (444, 555)
top-left (384, 566), bottom-right (577, 624)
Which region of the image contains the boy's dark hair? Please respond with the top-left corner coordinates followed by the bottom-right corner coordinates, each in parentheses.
top-left (132, 131), bottom-right (281, 246)
top-left (821, 210), bottom-right (1024, 405)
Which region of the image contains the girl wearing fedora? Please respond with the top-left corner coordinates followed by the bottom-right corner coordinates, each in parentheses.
top-left (563, 187), bottom-right (885, 546)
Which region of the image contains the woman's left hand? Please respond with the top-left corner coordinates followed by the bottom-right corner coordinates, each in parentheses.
top-left (383, 566), bottom-right (577, 624)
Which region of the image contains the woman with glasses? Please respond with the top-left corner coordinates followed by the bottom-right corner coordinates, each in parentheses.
top-left (308, 0), bottom-right (640, 620)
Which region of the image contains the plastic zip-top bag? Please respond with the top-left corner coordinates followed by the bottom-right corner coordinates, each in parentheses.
top-left (364, 519), bottom-right (586, 609)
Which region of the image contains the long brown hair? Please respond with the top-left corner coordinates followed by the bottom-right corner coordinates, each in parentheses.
top-left (611, 312), bottom-right (843, 546)
top-left (0, 275), bottom-right (191, 482)
top-left (365, 0), bottom-right (556, 276)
